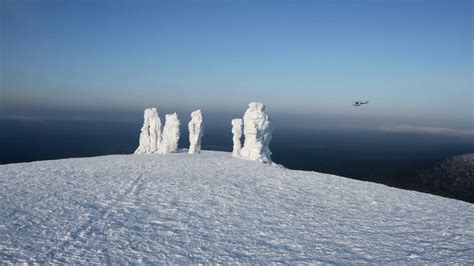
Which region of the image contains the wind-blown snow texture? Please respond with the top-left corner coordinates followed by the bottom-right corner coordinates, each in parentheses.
top-left (1, 151), bottom-right (473, 263)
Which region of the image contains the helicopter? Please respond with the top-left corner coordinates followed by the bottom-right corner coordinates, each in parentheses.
top-left (353, 100), bottom-right (369, 107)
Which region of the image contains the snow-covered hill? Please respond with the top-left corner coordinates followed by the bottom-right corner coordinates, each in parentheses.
top-left (1, 151), bottom-right (473, 263)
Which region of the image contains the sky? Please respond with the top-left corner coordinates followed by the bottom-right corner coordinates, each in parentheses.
top-left (1, 0), bottom-right (473, 130)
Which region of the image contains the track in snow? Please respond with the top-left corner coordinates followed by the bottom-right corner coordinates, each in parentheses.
top-left (44, 173), bottom-right (145, 263)
top-left (0, 151), bottom-right (473, 263)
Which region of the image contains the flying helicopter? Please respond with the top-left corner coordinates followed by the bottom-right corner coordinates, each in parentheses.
top-left (353, 101), bottom-right (369, 107)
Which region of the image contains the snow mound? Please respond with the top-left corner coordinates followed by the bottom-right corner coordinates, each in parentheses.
top-left (0, 151), bottom-right (473, 263)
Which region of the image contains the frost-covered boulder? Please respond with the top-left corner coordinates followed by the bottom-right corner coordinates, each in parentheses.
top-left (159, 113), bottom-right (180, 154)
top-left (231, 118), bottom-right (243, 157)
top-left (188, 110), bottom-right (204, 154)
top-left (134, 108), bottom-right (161, 154)
top-left (240, 102), bottom-right (272, 163)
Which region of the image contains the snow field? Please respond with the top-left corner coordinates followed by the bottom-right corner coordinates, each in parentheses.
top-left (0, 151), bottom-right (473, 263)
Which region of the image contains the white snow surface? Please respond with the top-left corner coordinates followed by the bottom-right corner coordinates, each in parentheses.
top-left (1, 151), bottom-right (473, 264)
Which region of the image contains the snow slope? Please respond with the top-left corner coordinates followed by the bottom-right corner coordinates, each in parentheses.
top-left (0, 151), bottom-right (473, 263)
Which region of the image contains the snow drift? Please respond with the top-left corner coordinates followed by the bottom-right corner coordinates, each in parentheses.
top-left (0, 151), bottom-right (473, 264)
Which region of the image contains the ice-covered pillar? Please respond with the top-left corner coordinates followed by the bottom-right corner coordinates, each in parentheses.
top-left (262, 119), bottom-right (273, 161)
top-left (134, 108), bottom-right (162, 154)
top-left (134, 108), bottom-right (152, 154)
top-left (188, 110), bottom-right (204, 154)
top-left (159, 113), bottom-right (180, 154)
top-left (148, 108), bottom-right (162, 153)
top-left (231, 118), bottom-right (243, 157)
top-left (239, 102), bottom-right (272, 163)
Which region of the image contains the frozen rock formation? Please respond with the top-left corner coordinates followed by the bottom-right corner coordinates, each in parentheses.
top-left (231, 119), bottom-right (243, 157)
top-left (134, 108), bottom-right (162, 154)
top-left (134, 109), bottom-right (152, 154)
top-left (262, 119), bottom-right (273, 161)
top-left (159, 113), bottom-right (181, 154)
top-left (239, 102), bottom-right (272, 163)
top-left (188, 110), bottom-right (204, 154)
top-left (148, 108), bottom-right (162, 153)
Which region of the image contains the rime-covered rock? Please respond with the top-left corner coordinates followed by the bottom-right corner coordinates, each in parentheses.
top-left (231, 118), bottom-right (243, 157)
top-left (148, 109), bottom-right (162, 153)
top-left (240, 102), bottom-right (272, 163)
top-left (262, 120), bottom-right (273, 161)
top-left (159, 113), bottom-right (180, 154)
top-left (134, 108), bottom-right (161, 154)
top-left (188, 110), bottom-right (204, 154)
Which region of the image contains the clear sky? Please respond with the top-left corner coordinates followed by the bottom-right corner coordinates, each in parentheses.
top-left (1, 0), bottom-right (472, 130)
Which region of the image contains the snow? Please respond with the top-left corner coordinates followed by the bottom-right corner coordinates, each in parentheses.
top-left (240, 102), bottom-right (273, 163)
top-left (158, 113), bottom-right (180, 154)
top-left (1, 151), bottom-right (473, 263)
top-left (231, 118), bottom-right (243, 157)
top-left (188, 110), bottom-right (204, 154)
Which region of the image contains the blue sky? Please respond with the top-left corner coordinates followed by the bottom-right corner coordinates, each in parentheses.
top-left (1, 0), bottom-right (472, 129)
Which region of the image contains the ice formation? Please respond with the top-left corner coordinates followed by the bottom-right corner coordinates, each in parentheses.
top-left (159, 113), bottom-right (181, 154)
top-left (148, 109), bottom-right (162, 153)
top-left (134, 108), bottom-right (162, 154)
top-left (231, 118), bottom-right (243, 157)
top-left (239, 102), bottom-right (272, 163)
top-left (188, 110), bottom-right (204, 154)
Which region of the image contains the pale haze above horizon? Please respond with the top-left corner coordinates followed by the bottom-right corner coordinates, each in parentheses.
top-left (1, 0), bottom-right (472, 131)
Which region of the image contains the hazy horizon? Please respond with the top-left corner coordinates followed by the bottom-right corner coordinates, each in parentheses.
top-left (1, 0), bottom-right (472, 132)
